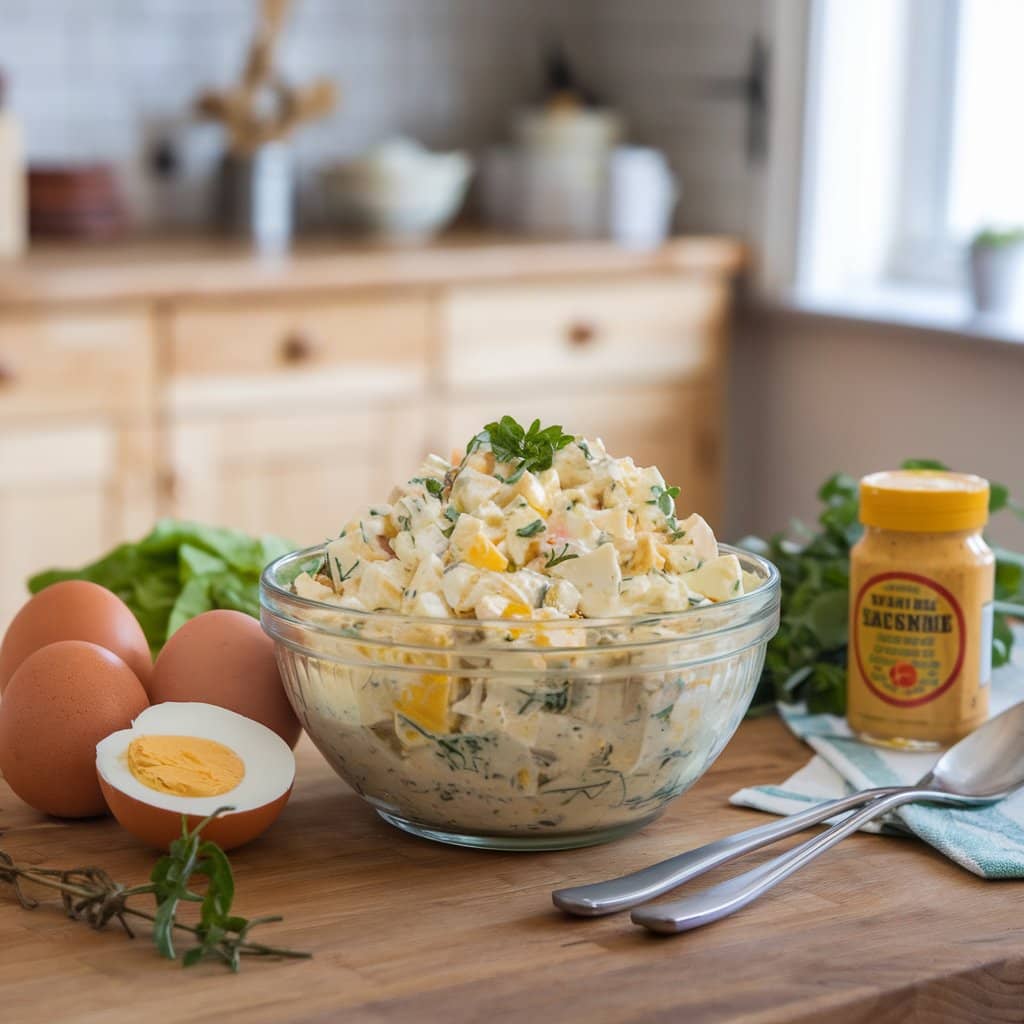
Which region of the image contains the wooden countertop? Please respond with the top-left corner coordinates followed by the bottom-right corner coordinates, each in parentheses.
top-left (2, 715), bottom-right (1022, 1024)
top-left (0, 233), bottom-right (746, 307)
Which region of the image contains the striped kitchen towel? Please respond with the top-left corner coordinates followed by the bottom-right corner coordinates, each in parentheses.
top-left (730, 653), bottom-right (1024, 878)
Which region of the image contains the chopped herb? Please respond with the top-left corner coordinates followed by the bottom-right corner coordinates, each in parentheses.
top-left (669, 529), bottom-right (687, 542)
top-left (359, 521), bottom-right (369, 544)
top-left (652, 705), bottom-right (674, 722)
top-left (516, 682), bottom-right (570, 714)
top-left (647, 484), bottom-right (681, 518)
top-left (397, 514), bottom-right (412, 532)
top-left (545, 544), bottom-right (579, 569)
top-left (464, 416), bottom-right (573, 482)
top-left (333, 557), bottom-right (360, 583)
top-left (578, 440), bottom-right (592, 460)
top-left (688, 594), bottom-right (704, 606)
top-left (411, 477), bottom-right (444, 498)
top-left (732, 579), bottom-right (742, 593)
top-left (516, 519), bottom-right (546, 538)
top-left (441, 506), bottom-right (460, 538)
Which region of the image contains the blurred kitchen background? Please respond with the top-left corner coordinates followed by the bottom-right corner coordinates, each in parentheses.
top-left (0, 0), bottom-right (1022, 626)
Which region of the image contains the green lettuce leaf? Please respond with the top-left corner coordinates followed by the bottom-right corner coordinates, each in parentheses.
top-left (27, 519), bottom-right (294, 655)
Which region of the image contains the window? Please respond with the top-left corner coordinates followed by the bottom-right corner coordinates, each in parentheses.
top-left (794, 0), bottom-right (1024, 311)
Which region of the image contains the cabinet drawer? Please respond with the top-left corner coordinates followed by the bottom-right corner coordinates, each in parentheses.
top-left (0, 311), bottom-right (154, 420)
top-left (440, 276), bottom-right (727, 390)
top-left (167, 295), bottom-right (431, 410)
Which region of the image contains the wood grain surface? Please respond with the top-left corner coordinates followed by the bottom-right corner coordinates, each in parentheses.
top-left (2, 716), bottom-right (1022, 1024)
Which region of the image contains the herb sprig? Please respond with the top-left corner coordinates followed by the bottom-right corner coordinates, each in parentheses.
top-left (545, 544), bottom-right (579, 569)
top-left (466, 416), bottom-right (574, 485)
top-left (742, 459), bottom-right (1024, 715)
top-left (0, 810), bottom-right (310, 972)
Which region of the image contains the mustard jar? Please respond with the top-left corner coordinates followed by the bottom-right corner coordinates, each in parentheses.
top-left (846, 470), bottom-right (994, 749)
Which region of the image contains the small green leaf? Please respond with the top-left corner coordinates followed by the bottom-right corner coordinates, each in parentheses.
top-left (183, 946), bottom-right (206, 968)
top-left (516, 519), bottom-right (546, 538)
top-left (989, 482), bottom-right (1009, 514)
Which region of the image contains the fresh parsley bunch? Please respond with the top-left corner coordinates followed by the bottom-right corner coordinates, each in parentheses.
top-left (742, 460), bottom-right (1024, 716)
top-left (466, 416), bottom-right (574, 485)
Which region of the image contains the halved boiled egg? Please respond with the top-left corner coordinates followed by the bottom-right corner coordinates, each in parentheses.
top-left (96, 702), bottom-right (295, 851)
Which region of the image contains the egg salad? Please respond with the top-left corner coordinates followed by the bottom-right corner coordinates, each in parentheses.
top-left (294, 417), bottom-right (759, 621)
top-left (275, 418), bottom-right (775, 845)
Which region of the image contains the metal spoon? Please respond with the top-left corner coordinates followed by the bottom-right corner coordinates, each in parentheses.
top-left (554, 700), bottom-right (1024, 919)
top-left (631, 700), bottom-right (1024, 934)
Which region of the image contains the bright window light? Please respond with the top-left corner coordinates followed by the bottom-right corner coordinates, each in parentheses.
top-left (947, 0), bottom-right (1024, 238)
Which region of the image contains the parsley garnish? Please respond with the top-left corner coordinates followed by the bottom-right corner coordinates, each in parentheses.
top-left (545, 544), bottom-right (579, 569)
top-left (516, 519), bottom-right (546, 538)
top-left (411, 477), bottom-right (443, 498)
top-left (465, 416), bottom-right (573, 484)
top-left (441, 506), bottom-right (460, 538)
top-left (647, 483), bottom-right (681, 518)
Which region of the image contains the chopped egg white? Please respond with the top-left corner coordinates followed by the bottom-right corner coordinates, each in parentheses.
top-left (309, 433), bottom-right (758, 620)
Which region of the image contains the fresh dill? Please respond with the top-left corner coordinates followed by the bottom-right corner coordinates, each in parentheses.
top-left (544, 544), bottom-right (579, 569)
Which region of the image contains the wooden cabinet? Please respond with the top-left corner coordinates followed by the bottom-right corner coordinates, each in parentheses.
top-left (0, 308), bottom-right (157, 624)
top-left (440, 276), bottom-right (727, 390)
top-left (163, 294), bottom-right (431, 546)
top-left (0, 237), bottom-right (742, 630)
top-left (438, 275), bottom-right (728, 527)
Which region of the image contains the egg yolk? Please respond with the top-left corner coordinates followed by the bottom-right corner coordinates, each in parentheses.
top-left (126, 735), bottom-right (245, 798)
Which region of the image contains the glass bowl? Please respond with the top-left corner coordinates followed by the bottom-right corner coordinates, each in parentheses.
top-left (260, 544), bottom-right (780, 851)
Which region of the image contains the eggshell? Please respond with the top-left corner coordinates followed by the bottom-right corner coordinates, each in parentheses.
top-left (0, 581), bottom-right (153, 694)
top-left (150, 610), bottom-right (301, 746)
top-left (96, 702), bottom-right (295, 851)
top-left (98, 784), bottom-right (291, 852)
top-left (0, 641), bottom-right (149, 818)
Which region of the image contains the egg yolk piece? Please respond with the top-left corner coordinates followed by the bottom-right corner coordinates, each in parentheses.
top-left (126, 735), bottom-right (245, 798)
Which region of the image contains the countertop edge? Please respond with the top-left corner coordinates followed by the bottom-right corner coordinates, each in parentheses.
top-left (0, 234), bottom-right (748, 307)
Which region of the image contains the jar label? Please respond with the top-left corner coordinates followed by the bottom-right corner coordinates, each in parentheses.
top-left (852, 572), bottom-right (966, 707)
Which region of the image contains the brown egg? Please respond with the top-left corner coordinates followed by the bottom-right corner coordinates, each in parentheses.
top-left (0, 581), bottom-right (153, 694)
top-left (0, 641), bottom-right (149, 818)
top-left (96, 702), bottom-right (295, 851)
top-left (150, 610), bottom-right (301, 747)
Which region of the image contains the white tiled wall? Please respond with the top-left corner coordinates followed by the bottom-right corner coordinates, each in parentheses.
top-left (0, 0), bottom-right (762, 234)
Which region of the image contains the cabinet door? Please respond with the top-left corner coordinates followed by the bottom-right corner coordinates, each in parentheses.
top-left (166, 402), bottom-right (425, 546)
top-left (440, 379), bottom-right (722, 530)
top-left (0, 424), bottom-right (156, 628)
top-left (163, 294), bottom-right (432, 544)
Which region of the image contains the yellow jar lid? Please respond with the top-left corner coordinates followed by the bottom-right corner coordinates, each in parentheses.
top-left (859, 470), bottom-right (989, 532)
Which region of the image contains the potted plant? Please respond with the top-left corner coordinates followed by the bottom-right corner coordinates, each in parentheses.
top-left (968, 226), bottom-right (1024, 316)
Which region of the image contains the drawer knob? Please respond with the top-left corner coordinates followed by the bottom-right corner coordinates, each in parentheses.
top-left (567, 321), bottom-right (597, 347)
top-left (281, 331), bottom-right (314, 364)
